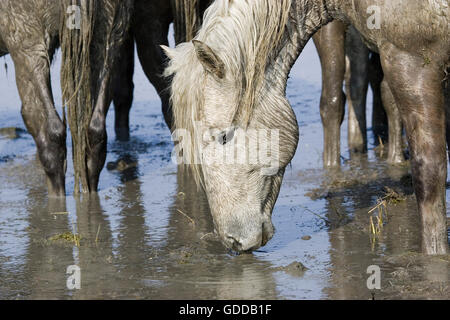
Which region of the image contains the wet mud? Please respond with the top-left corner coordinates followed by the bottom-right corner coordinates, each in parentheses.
top-left (0, 50), bottom-right (448, 300)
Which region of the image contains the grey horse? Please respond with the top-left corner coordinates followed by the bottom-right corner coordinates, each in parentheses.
top-left (0, 0), bottom-right (133, 195)
top-left (165, 0), bottom-right (449, 255)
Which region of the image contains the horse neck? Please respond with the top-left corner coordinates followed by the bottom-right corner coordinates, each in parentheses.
top-left (268, 0), bottom-right (333, 92)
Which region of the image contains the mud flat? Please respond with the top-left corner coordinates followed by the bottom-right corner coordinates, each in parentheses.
top-left (0, 48), bottom-right (448, 300)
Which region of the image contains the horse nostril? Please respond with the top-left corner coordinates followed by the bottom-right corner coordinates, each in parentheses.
top-left (226, 235), bottom-right (243, 251)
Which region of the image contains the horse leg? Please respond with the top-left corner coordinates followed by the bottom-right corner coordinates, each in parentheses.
top-left (380, 44), bottom-right (448, 255)
top-left (87, 49), bottom-right (120, 192)
top-left (312, 21), bottom-right (346, 167)
top-left (345, 26), bottom-right (369, 155)
top-left (380, 79), bottom-right (405, 164)
top-left (112, 28), bottom-right (135, 141)
top-left (134, 0), bottom-right (173, 130)
top-left (12, 52), bottom-right (66, 196)
top-left (368, 53), bottom-right (388, 143)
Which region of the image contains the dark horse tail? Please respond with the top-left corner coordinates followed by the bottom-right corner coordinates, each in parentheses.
top-left (60, 0), bottom-right (132, 193)
top-left (171, 0), bottom-right (207, 44)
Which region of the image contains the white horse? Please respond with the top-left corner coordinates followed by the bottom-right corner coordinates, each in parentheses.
top-left (164, 0), bottom-right (449, 254)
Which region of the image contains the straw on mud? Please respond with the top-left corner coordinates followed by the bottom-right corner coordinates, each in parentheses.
top-left (370, 216), bottom-right (376, 236)
top-left (378, 136), bottom-right (384, 148)
top-left (200, 232), bottom-right (214, 240)
top-left (368, 193), bottom-right (392, 247)
top-left (299, 205), bottom-right (330, 225)
top-left (72, 223), bottom-right (81, 247)
top-left (376, 215), bottom-right (382, 229)
top-left (177, 209), bottom-right (195, 226)
top-left (383, 186), bottom-right (406, 205)
top-left (377, 136), bottom-right (385, 157)
top-left (368, 199), bottom-right (387, 215)
top-left (329, 202), bottom-right (344, 220)
top-left (51, 211), bottom-right (69, 215)
top-left (49, 232), bottom-right (81, 247)
top-left (95, 224), bottom-right (101, 244)
top-left (49, 223), bottom-right (81, 247)
top-left (368, 187), bottom-right (405, 238)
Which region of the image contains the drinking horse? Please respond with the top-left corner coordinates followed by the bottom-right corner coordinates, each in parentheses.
top-left (165, 0), bottom-right (449, 254)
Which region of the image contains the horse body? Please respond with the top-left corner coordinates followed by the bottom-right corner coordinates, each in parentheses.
top-left (166, 0), bottom-right (449, 254)
top-left (0, 0), bottom-right (132, 195)
top-left (336, 0), bottom-right (449, 61)
top-left (112, 0), bottom-right (213, 140)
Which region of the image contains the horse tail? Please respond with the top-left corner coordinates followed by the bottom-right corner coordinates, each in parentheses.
top-left (60, 0), bottom-right (96, 194)
top-left (60, 0), bottom-right (132, 193)
top-left (171, 0), bottom-right (203, 44)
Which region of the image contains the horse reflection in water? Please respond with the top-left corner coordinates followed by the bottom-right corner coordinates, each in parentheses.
top-left (166, 0), bottom-right (449, 255)
top-left (19, 174), bottom-right (116, 298)
top-left (0, 156), bottom-right (73, 298)
top-left (21, 195), bottom-right (73, 298)
top-left (75, 164), bottom-right (278, 299)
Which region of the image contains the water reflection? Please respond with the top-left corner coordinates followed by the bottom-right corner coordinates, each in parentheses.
top-left (140, 166), bottom-right (278, 299)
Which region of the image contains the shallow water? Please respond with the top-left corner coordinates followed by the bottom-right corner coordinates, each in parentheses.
top-left (0, 42), bottom-right (449, 300)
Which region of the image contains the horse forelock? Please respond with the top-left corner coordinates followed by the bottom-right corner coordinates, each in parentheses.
top-left (166, 0), bottom-right (292, 187)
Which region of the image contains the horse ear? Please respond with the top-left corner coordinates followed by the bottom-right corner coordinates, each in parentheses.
top-left (192, 40), bottom-right (225, 79)
top-left (161, 45), bottom-right (175, 60)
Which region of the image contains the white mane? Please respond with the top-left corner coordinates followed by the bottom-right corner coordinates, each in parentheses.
top-left (165, 0), bottom-right (292, 184)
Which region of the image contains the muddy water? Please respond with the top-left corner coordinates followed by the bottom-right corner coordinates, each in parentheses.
top-left (0, 43), bottom-right (449, 299)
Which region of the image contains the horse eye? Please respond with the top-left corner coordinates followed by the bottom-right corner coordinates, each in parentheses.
top-left (218, 129), bottom-right (235, 145)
